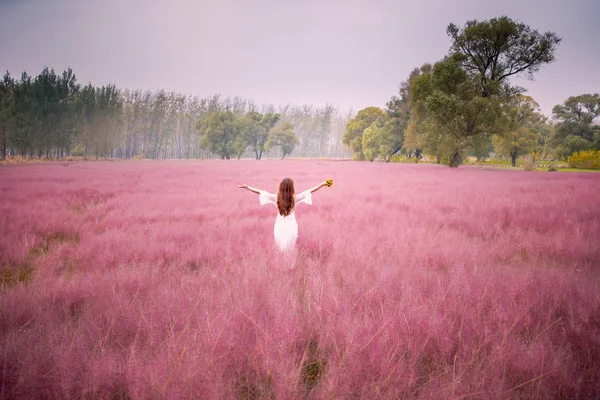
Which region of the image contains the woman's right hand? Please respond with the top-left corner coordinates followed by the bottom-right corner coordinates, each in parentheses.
top-left (237, 184), bottom-right (249, 189)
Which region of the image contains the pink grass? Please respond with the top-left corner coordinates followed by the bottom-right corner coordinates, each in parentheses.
top-left (1, 160), bottom-right (600, 398)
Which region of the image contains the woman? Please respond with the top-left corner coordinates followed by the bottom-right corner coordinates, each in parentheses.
top-left (237, 178), bottom-right (333, 252)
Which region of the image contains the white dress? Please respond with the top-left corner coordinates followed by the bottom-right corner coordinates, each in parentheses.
top-left (259, 190), bottom-right (313, 251)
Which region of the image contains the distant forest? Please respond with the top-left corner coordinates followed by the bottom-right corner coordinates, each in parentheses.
top-left (0, 68), bottom-right (353, 160)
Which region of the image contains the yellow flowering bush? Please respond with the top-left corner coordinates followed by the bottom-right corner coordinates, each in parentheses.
top-left (568, 150), bottom-right (600, 170)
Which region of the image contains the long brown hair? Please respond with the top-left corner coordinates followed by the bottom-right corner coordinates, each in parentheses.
top-left (277, 178), bottom-right (295, 216)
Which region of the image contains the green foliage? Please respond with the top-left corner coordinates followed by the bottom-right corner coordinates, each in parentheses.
top-left (492, 95), bottom-right (542, 166)
top-left (0, 72), bottom-right (15, 160)
top-left (265, 121), bottom-right (298, 158)
top-left (390, 154), bottom-right (419, 163)
top-left (447, 16), bottom-right (562, 95)
top-left (409, 55), bottom-right (503, 167)
top-left (71, 144), bottom-right (85, 157)
top-left (197, 111), bottom-right (242, 159)
top-left (342, 107), bottom-right (387, 160)
top-left (567, 150), bottom-right (600, 170)
top-left (242, 112), bottom-right (280, 159)
top-left (361, 117), bottom-right (405, 161)
top-left (405, 16), bottom-right (560, 167)
top-left (550, 94), bottom-right (600, 159)
top-left (1, 66), bottom-right (355, 160)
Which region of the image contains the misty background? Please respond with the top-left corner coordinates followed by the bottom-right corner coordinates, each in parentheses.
top-left (1, 0), bottom-right (598, 118)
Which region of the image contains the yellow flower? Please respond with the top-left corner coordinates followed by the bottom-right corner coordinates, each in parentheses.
top-left (325, 179), bottom-right (334, 187)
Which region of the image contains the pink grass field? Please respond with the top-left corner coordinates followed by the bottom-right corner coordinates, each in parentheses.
top-left (1, 160), bottom-right (600, 399)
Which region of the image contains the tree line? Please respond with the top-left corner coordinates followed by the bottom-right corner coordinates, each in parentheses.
top-left (343, 16), bottom-right (599, 167)
top-left (0, 70), bottom-right (353, 160)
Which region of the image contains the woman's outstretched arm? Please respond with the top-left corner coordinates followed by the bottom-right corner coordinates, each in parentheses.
top-left (237, 184), bottom-right (261, 194)
top-left (308, 181), bottom-right (327, 193)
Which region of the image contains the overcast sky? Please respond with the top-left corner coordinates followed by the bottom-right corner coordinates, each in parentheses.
top-left (1, 0), bottom-right (598, 117)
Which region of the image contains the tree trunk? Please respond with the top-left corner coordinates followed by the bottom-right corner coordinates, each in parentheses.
top-left (511, 151), bottom-right (517, 167)
top-left (449, 150), bottom-right (463, 168)
top-left (1, 123), bottom-right (6, 161)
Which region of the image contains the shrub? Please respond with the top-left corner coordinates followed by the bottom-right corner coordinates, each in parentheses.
top-left (548, 164), bottom-right (558, 172)
top-left (390, 155), bottom-right (419, 163)
top-left (568, 150), bottom-right (600, 170)
top-left (71, 144), bottom-right (85, 157)
top-left (487, 158), bottom-right (511, 166)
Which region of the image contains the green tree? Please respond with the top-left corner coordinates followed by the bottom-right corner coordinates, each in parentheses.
top-left (408, 17), bottom-right (560, 167)
top-left (361, 117), bottom-right (405, 162)
top-left (0, 72), bottom-right (15, 160)
top-left (492, 95), bottom-right (542, 166)
top-left (447, 16), bottom-right (562, 96)
top-left (55, 68), bottom-right (80, 158)
top-left (93, 85), bottom-right (122, 159)
top-left (10, 72), bottom-right (36, 157)
top-left (244, 112), bottom-right (280, 159)
top-left (266, 121), bottom-right (298, 159)
top-left (342, 107), bottom-right (387, 160)
top-left (550, 94), bottom-right (600, 158)
top-left (410, 54), bottom-right (504, 166)
top-left (197, 111), bottom-right (241, 159)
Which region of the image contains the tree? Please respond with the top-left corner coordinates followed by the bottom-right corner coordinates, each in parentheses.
top-left (76, 84), bottom-right (97, 158)
top-left (409, 54), bottom-right (504, 167)
top-left (550, 94), bottom-right (600, 158)
top-left (361, 117), bottom-right (405, 162)
top-left (407, 17), bottom-right (560, 167)
top-left (0, 72), bottom-right (15, 160)
top-left (342, 107), bottom-right (387, 160)
top-left (266, 121), bottom-right (298, 159)
top-left (55, 68), bottom-right (80, 158)
top-left (197, 111), bottom-right (241, 159)
top-left (243, 112), bottom-right (279, 160)
top-left (93, 85), bottom-right (122, 159)
top-left (10, 72), bottom-right (36, 157)
top-left (492, 95), bottom-right (542, 166)
top-left (447, 16), bottom-right (562, 96)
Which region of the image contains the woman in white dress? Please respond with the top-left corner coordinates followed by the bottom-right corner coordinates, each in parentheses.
top-left (237, 178), bottom-right (332, 252)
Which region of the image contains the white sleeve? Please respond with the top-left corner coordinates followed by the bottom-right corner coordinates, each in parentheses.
top-left (259, 190), bottom-right (277, 206)
top-left (295, 190), bottom-right (312, 205)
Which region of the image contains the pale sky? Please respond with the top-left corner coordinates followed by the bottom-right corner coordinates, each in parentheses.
top-left (1, 0), bottom-right (598, 118)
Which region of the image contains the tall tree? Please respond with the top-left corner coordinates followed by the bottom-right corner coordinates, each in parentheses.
top-left (265, 121), bottom-right (298, 159)
top-left (361, 117), bottom-right (405, 162)
top-left (550, 94), bottom-right (600, 158)
top-left (410, 54), bottom-right (504, 166)
top-left (408, 17), bottom-right (561, 167)
top-left (197, 111), bottom-right (241, 159)
top-left (244, 112), bottom-right (280, 160)
top-left (492, 95), bottom-right (542, 166)
top-left (10, 72), bottom-right (36, 157)
top-left (0, 72), bottom-right (15, 160)
top-left (342, 107), bottom-right (387, 160)
top-left (447, 16), bottom-right (562, 96)
top-left (55, 68), bottom-right (80, 158)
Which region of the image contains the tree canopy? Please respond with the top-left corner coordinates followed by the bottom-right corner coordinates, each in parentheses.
top-left (401, 16), bottom-right (561, 166)
top-left (550, 94), bottom-right (600, 158)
